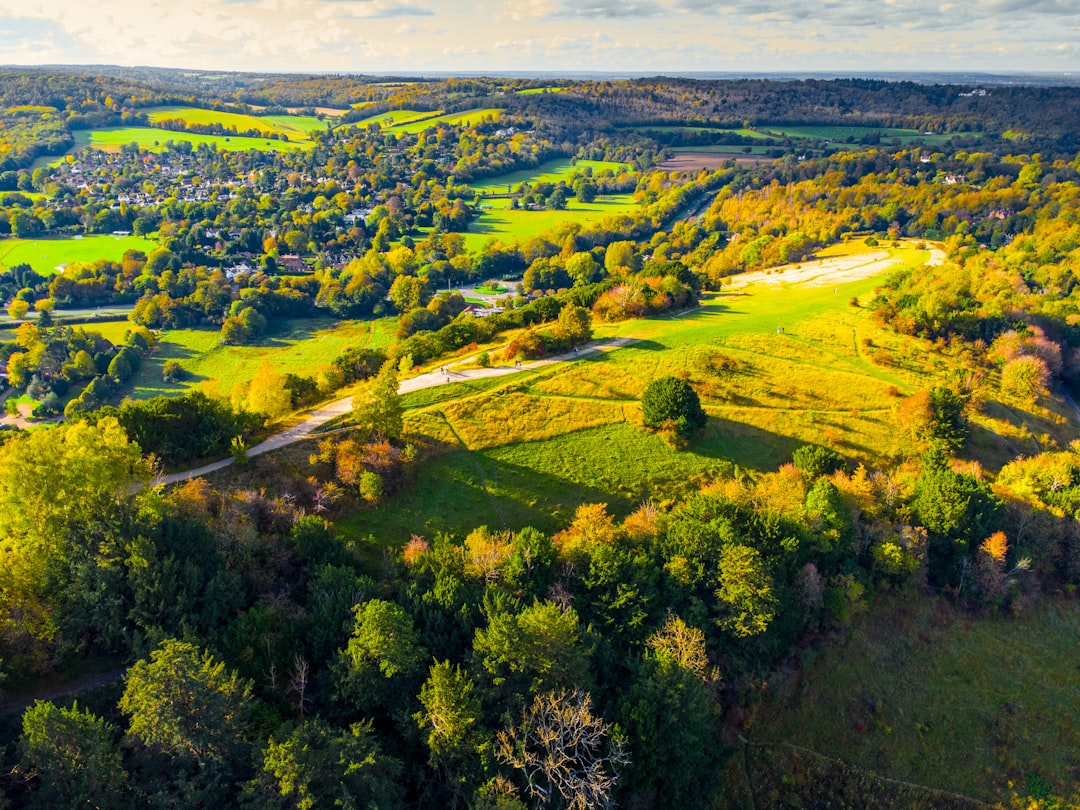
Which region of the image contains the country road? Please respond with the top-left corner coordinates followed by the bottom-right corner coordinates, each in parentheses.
top-left (157, 337), bottom-right (636, 486)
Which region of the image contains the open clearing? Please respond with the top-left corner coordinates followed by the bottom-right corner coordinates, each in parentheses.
top-left (658, 152), bottom-right (774, 171)
top-left (345, 108), bottom-right (504, 134)
top-left (144, 106), bottom-right (328, 141)
top-left (469, 158), bottom-right (630, 195)
top-left (87, 316), bottom-right (397, 401)
top-left (0, 234), bottom-right (158, 273)
top-left (753, 594), bottom-right (1080, 802)
top-left (721, 242), bottom-right (946, 289)
top-left (464, 194), bottom-right (638, 250)
top-left (68, 128), bottom-right (308, 154)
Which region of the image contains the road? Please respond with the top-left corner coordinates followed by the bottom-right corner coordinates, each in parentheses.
top-left (157, 337), bottom-right (635, 486)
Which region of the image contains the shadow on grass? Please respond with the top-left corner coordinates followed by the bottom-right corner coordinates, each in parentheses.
top-left (692, 416), bottom-right (802, 470)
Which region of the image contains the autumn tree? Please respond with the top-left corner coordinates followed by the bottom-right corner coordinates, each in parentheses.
top-left (496, 689), bottom-right (626, 810)
top-left (554, 304), bottom-right (592, 348)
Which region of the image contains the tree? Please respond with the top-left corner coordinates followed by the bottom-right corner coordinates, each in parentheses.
top-left (119, 638), bottom-right (254, 766)
top-left (496, 689), bottom-right (627, 810)
top-left (554, 304), bottom-right (592, 348)
top-left (351, 360), bottom-right (403, 440)
top-left (415, 660), bottom-right (484, 800)
top-left (7, 298), bottom-right (29, 320)
top-left (641, 376), bottom-right (707, 437)
top-left (19, 700), bottom-right (128, 809)
top-left (715, 544), bottom-right (777, 638)
top-left (565, 252), bottom-right (599, 287)
top-left (246, 360), bottom-right (292, 420)
top-left (253, 718), bottom-right (404, 810)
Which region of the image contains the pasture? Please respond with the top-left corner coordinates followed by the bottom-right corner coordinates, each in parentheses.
top-left (760, 125), bottom-right (964, 146)
top-left (344, 108), bottom-right (503, 134)
top-left (68, 128), bottom-right (306, 154)
top-left (144, 106), bottom-right (329, 141)
top-left (469, 158), bottom-right (630, 195)
top-left (86, 316), bottom-right (397, 401)
top-left (463, 194), bottom-right (638, 250)
top-left (0, 234), bottom-right (158, 273)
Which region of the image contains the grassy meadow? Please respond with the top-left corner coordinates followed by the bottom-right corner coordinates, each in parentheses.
top-left (144, 106), bottom-right (330, 141)
top-left (86, 316), bottom-right (397, 401)
top-left (0, 234), bottom-right (158, 273)
top-left (469, 158), bottom-right (630, 195)
top-left (752, 593), bottom-right (1080, 802)
top-left (68, 128), bottom-right (307, 154)
top-left (345, 108), bottom-right (504, 134)
top-left (463, 194), bottom-right (638, 251)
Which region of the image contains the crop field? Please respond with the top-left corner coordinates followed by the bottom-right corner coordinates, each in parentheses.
top-left (469, 158), bottom-right (630, 195)
top-left (0, 234), bottom-right (158, 273)
top-left (463, 193), bottom-right (639, 250)
top-left (68, 128), bottom-right (307, 154)
top-left (753, 594), bottom-right (1080, 802)
top-left (87, 316), bottom-right (397, 401)
top-left (143, 106), bottom-right (329, 141)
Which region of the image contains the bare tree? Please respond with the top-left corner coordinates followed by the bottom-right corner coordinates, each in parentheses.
top-left (287, 655), bottom-right (312, 717)
top-left (496, 689), bottom-right (627, 810)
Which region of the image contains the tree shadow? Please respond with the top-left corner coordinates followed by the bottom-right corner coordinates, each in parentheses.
top-left (692, 416), bottom-right (803, 470)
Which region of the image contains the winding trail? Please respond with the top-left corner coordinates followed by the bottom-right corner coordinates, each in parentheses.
top-left (157, 337), bottom-right (636, 486)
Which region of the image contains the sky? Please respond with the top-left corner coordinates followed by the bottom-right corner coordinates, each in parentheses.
top-left (0, 0), bottom-right (1076, 75)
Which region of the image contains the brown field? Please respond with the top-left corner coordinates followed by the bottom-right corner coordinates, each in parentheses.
top-left (658, 152), bottom-right (773, 172)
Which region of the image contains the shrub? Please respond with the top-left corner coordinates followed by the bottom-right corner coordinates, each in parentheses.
top-left (641, 376), bottom-right (707, 437)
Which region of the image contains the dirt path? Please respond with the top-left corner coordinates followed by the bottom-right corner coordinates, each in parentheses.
top-left (157, 337), bottom-right (636, 486)
top-left (0, 668), bottom-right (125, 716)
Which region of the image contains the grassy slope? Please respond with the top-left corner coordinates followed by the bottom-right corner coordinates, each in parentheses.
top-left (752, 593), bottom-right (1080, 802)
top-left (0, 234), bottom-right (159, 273)
top-left (340, 241), bottom-right (1079, 546)
top-left (469, 158), bottom-right (630, 194)
top-left (144, 107), bottom-right (327, 141)
top-left (70, 128), bottom-right (307, 154)
top-left (463, 194), bottom-right (638, 251)
top-left (86, 316), bottom-right (397, 400)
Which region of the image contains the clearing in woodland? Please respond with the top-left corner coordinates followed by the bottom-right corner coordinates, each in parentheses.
top-left (0, 234), bottom-right (159, 273)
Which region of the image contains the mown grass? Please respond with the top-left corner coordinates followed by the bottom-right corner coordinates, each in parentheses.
top-left (516, 87), bottom-right (567, 95)
top-left (469, 158), bottom-right (631, 195)
top-left (761, 125), bottom-right (967, 147)
top-left (752, 593), bottom-right (1080, 803)
top-left (70, 128), bottom-right (307, 154)
top-left (344, 108), bottom-right (504, 135)
top-left (464, 194), bottom-right (638, 250)
top-left (0, 234), bottom-right (158, 273)
top-left (87, 316), bottom-right (396, 401)
top-left (144, 106), bottom-right (327, 141)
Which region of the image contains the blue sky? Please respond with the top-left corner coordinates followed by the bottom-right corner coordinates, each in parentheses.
top-left (0, 0), bottom-right (1075, 74)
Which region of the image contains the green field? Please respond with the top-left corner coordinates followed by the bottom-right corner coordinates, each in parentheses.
top-left (345, 108), bottom-right (504, 134)
top-left (469, 158), bottom-right (631, 195)
top-left (753, 594), bottom-right (1080, 802)
top-left (144, 106), bottom-right (329, 141)
top-left (87, 316), bottom-right (397, 400)
top-left (516, 87), bottom-right (568, 95)
top-left (634, 125), bottom-right (772, 139)
top-left (761, 125), bottom-right (963, 146)
top-left (464, 194), bottom-right (638, 250)
top-left (69, 127), bottom-right (308, 154)
top-left (0, 234), bottom-right (158, 273)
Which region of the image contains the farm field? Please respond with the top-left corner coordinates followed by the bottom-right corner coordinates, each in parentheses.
top-left (67, 127), bottom-right (308, 154)
top-left (469, 158), bottom-right (630, 194)
top-left (752, 594), bottom-right (1080, 802)
top-left (516, 87), bottom-right (568, 94)
top-left (0, 234), bottom-right (158, 273)
top-left (463, 193), bottom-right (638, 250)
top-left (144, 106), bottom-right (330, 141)
top-left (86, 316), bottom-right (397, 401)
top-left (760, 125), bottom-right (964, 146)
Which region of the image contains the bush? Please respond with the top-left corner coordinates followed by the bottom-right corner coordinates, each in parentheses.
top-left (641, 376), bottom-right (707, 437)
top-left (792, 445), bottom-right (844, 480)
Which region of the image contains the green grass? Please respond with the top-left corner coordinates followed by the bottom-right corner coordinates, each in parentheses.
top-left (753, 594), bottom-right (1080, 802)
top-left (634, 126), bottom-right (772, 139)
top-left (87, 316), bottom-right (397, 401)
top-left (0, 234), bottom-right (158, 273)
top-left (333, 240), bottom-right (1080, 547)
top-left (464, 194), bottom-right (638, 250)
top-left (144, 106), bottom-right (328, 142)
top-left (344, 108), bottom-right (504, 134)
top-left (70, 128), bottom-right (307, 154)
top-left (760, 125), bottom-right (966, 146)
top-left (516, 87), bottom-right (568, 95)
top-left (469, 158), bottom-right (631, 195)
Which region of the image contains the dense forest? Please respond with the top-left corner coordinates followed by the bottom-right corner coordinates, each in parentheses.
top-left (0, 66), bottom-right (1079, 809)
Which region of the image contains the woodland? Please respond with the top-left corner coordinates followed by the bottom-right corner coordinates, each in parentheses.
top-left (0, 67), bottom-right (1078, 809)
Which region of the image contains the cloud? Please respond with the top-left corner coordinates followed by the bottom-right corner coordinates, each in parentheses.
top-left (552, 0), bottom-right (667, 18)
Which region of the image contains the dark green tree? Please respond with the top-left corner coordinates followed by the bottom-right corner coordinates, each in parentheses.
top-left (641, 376), bottom-right (707, 437)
